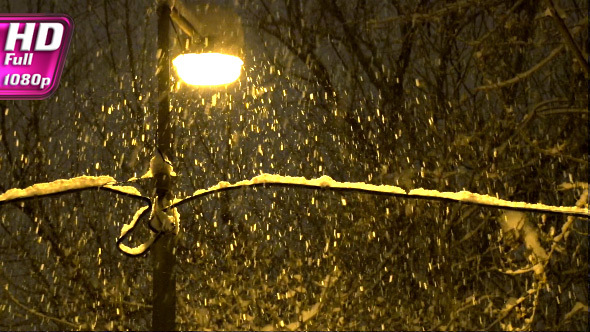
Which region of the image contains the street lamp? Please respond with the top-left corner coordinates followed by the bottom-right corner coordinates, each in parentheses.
top-left (153, 1), bottom-right (243, 330)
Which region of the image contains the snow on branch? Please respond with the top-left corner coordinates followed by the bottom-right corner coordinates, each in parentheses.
top-left (117, 205), bottom-right (158, 256)
top-left (0, 176), bottom-right (116, 204)
top-left (0, 175), bottom-right (174, 257)
top-left (0, 173), bottom-right (586, 258)
top-left (168, 173), bottom-right (589, 218)
top-left (406, 188), bottom-right (588, 217)
top-left (0, 175), bottom-right (147, 205)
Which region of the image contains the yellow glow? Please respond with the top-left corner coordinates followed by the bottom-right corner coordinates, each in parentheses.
top-left (173, 53), bottom-right (243, 86)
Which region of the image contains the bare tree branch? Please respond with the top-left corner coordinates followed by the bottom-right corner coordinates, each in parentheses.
top-left (3, 285), bottom-right (82, 329)
top-left (545, 0), bottom-right (589, 76)
top-left (476, 45), bottom-right (564, 91)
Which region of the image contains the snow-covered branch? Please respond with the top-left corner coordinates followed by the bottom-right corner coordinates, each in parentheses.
top-left (3, 174), bottom-right (586, 219)
top-left (0, 175), bottom-right (147, 205)
top-left (168, 173), bottom-right (589, 218)
top-left (1, 173), bottom-right (587, 259)
top-left (117, 205), bottom-right (157, 256)
top-left (0, 175), bottom-right (155, 256)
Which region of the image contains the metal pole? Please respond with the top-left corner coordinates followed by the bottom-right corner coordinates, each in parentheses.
top-left (153, 3), bottom-right (176, 331)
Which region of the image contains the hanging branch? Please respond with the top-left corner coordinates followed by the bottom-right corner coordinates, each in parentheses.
top-left (0, 175), bottom-right (155, 256)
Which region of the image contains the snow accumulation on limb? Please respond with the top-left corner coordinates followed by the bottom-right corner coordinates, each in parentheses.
top-left (169, 173), bottom-right (405, 208)
top-left (406, 188), bottom-right (589, 217)
top-left (0, 175), bottom-right (163, 256)
top-left (117, 205), bottom-right (157, 256)
top-left (0, 175), bottom-right (148, 205)
top-left (102, 183), bottom-right (144, 198)
top-left (0, 176), bottom-right (117, 204)
top-left (169, 173), bottom-right (589, 217)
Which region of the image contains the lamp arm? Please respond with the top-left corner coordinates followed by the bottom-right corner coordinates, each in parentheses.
top-left (161, 0), bottom-right (204, 42)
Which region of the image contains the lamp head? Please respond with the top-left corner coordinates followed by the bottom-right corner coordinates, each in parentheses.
top-left (170, 3), bottom-right (244, 87)
top-left (173, 52), bottom-right (243, 86)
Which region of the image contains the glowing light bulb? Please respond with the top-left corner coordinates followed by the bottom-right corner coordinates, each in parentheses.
top-left (173, 53), bottom-right (243, 86)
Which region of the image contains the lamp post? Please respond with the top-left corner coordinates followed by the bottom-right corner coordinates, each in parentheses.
top-left (153, 3), bottom-right (175, 331)
top-left (153, 1), bottom-right (243, 330)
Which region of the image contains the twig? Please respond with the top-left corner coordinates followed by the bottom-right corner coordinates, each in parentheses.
top-left (261, 269), bottom-right (338, 331)
top-left (485, 288), bottom-right (536, 330)
top-left (545, 0), bottom-right (589, 76)
top-left (523, 280), bottom-right (544, 330)
top-left (119, 300), bottom-right (153, 309)
top-left (3, 285), bottom-right (82, 329)
top-left (367, 0), bottom-right (487, 27)
top-left (564, 302), bottom-right (589, 321)
top-left (476, 45), bottom-right (564, 91)
top-left (537, 108), bottom-right (588, 116)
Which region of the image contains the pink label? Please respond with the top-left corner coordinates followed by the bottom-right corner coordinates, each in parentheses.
top-left (0, 14), bottom-right (73, 100)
